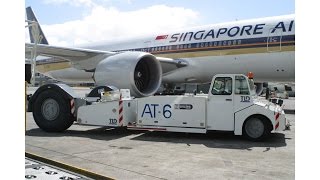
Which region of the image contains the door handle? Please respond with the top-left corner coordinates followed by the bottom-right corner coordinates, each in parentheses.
top-left (225, 99), bottom-right (232, 101)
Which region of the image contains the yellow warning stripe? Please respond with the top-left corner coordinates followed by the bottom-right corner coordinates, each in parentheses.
top-left (25, 152), bottom-right (115, 180)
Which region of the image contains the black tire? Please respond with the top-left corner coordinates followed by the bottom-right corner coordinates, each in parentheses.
top-left (243, 116), bottom-right (270, 141)
top-left (32, 89), bottom-right (74, 132)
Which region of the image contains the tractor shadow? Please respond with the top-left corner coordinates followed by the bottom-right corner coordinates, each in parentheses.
top-left (25, 126), bottom-right (139, 141)
top-left (26, 125), bottom-right (289, 150)
top-left (130, 130), bottom-right (289, 150)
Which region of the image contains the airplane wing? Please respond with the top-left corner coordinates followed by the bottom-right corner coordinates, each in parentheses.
top-left (25, 43), bottom-right (187, 73)
top-left (25, 43), bottom-right (116, 71)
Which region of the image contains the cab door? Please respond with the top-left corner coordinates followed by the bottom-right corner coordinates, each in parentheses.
top-left (206, 76), bottom-right (234, 131)
top-left (233, 75), bottom-right (253, 112)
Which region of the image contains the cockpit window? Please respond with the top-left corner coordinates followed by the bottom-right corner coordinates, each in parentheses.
top-left (211, 77), bottom-right (232, 95)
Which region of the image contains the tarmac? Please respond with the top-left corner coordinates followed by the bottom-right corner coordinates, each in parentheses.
top-left (25, 87), bottom-right (295, 179)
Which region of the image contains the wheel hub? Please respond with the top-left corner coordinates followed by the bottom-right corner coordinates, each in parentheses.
top-left (245, 118), bottom-right (264, 139)
top-left (41, 98), bottom-right (60, 121)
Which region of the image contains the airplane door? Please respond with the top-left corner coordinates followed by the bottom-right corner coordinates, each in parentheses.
top-left (267, 27), bottom-right (283, 52)
top-left (207, 76), bottom-right (234, 131)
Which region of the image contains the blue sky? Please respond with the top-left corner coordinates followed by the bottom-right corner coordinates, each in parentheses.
top-left (25, 0), bottom-right (295, 46)
top-left (26, 0), bottom-right (295, 25)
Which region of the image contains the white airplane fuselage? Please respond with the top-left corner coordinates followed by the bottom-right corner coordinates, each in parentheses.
top-left (36, 14), bottom-right (295, 84)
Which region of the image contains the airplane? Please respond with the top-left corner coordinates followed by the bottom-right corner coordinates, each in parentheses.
top-left (25, 7), bottom-right (295, 97)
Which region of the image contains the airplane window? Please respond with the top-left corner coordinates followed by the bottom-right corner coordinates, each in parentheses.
top-left (233, 40), bottom-right (237, 45)
top-left (212, 77), bottom-right (232, 95)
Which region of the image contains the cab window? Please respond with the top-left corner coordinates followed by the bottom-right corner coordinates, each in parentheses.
top-left (235, 76), bottom-right (249, 95)
top-left (211, 77), bottom-right (232, 95)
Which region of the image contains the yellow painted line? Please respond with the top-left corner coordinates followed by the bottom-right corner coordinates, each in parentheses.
top-left (25, 152), bottom-right (115, 180)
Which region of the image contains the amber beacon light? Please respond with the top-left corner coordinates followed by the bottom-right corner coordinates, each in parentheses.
top-left (247, 72), bottom-right (254, 79)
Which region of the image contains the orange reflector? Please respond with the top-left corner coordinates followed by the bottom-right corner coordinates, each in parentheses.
top-left (247, 72), bottom-right (254, 79)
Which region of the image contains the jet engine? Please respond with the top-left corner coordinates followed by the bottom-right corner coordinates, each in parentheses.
top-left (94, 51), bottom-right (162, 97)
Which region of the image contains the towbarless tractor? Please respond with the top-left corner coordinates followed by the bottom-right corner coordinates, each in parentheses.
top-left (27, 73), bottom-right (288, 141)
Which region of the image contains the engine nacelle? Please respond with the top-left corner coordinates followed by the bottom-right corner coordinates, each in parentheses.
top-left (94, 51), bottom-right (162, 97)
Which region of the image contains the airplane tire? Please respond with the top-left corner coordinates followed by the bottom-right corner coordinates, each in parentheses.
top-left (243, 116), bottom-right (270, 141)
top-left (32, 89), bottom-right (74, 132)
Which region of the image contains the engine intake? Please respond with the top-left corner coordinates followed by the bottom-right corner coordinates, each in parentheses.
top-left (94, 52), bottom-right (162, 97)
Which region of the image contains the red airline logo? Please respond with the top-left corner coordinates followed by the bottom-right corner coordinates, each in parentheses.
top-left (155, 35), bottom-right (168, 40)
